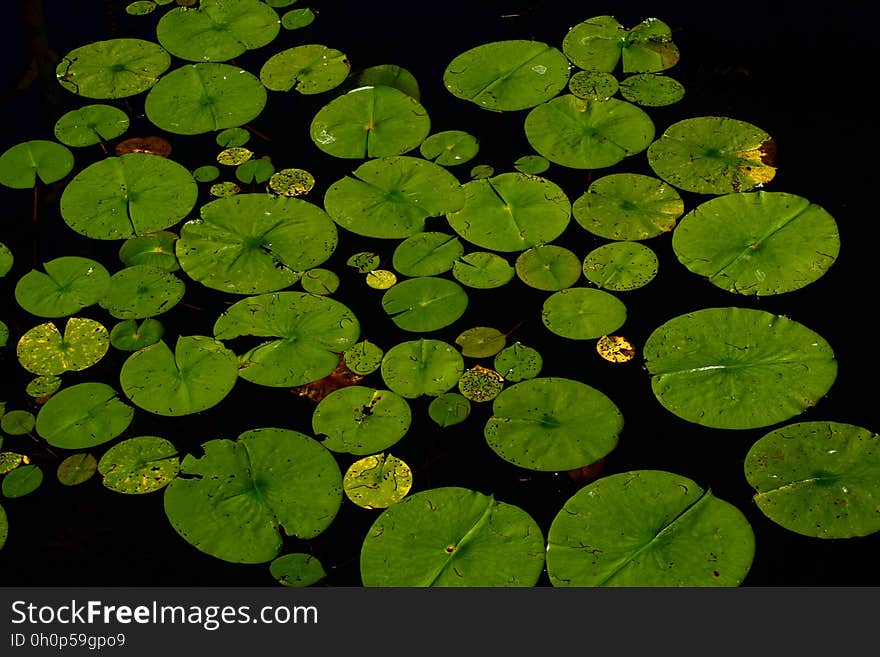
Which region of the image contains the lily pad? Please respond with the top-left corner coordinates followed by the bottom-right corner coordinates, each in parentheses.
top-left (524, 95), bottom-right (655, 169)
top-left (458, 365), bottom-right (504, 402)
top-left (300, 268), bottom-right (340, 295)
top-left (53, 104), bottom-right (130, 147)
top-left (2, 465), bottom-right (43, 499)
top-left (1, 411), bottom-right (35, 436)
top-left (26, 375), bottom-right (63, 399)
top-left (110, 318), bottom-right (164, 351)
top-left (281, 8), bottom-right (314, 30)
top-left (312, 386), bottom-right (411, 455)
top-left (176, 193), bottom-right (337, 294)
top-left (324, 156), bottom-right (464, 239)
top-left (15, 256), bottom-right (110, 318)
top-left (381, 339), bottom-right (464, 399)
top-left (17, 317), bottom-right (109, 376)
top-left (360, 487), bottom-right (545, 586)
top-left (0, 140), bottom-right (74, 189)
top-left (381, 277), bottom-right (468, 332)
top-left (619, 73), bottom-right (685, 106)
top-left (745, 422), bottom-right (880, 539)
top-left (451, 252), bottom-right (514, 289)
top-left (562, 16), bottom-right (679, 73)
top-left (343, 453), bottom-right (412, 510)
top-left (493, 343), bottom-right (542, 382)
top-left (310, 85), bottom-right (430, 159)
top-left (515, 244), bottom-right (582, 291)
top-left (484, 377), bottom-right (622, 471)
top-left (643, 307), bottom-right (838, 429)
top-left (546, 470), bottom-right (754, 586)
top-left (163, 428), bottom-right (342, 563)
top-left (455, 327), bottom-right (506, 358)
top-left (365, 270), bottom-right (397, 289)
top-left (596, 335), bottom-right (637, 363)
top-left (343, 340), bottom-right (383, 376)
top-left (512, 154), bottom-right (549, 175)
top-left (60, 152), bottom-right (198, 240)
top-left (213, 291), bottom-right (360, 387)
top-left (0, 503), bottom-right (5, 548)
top-left (428, 393), bottom-right (471, 427)
top-left (156, 0), bottom-right (280, 62)
top-left (0, 243), bottom-right (12, 276)
top-left (144, 63), bottom-right (267, 135)
top-left (216, 127), bottom-right (250, 147)
top-left (582, 242), bottom-right (659, 291)
top-left (35, 382), bottom-right (134, 449)
top-left (443, 40), bottom-right (570, 111)
top-left (392, 232), bottom-right (463, 277)
top-left (98, 436), bottom-right (179, 494)
top-left (356, 65), bottom-right (420, 100)
top-left (260, 45), bottom-right (350, 94)
top-left (0, 453), bottom-right (22, 474)
top-left (56, 38), bottom-right (171, 98)
top-left (118, 231), bottom-right (179, 271)
top-left (99, 265), bottom-right (185, 319)
top-left (236, 157), bottom-right (275, 184)
top-left (672, 192), bottom-right (839, 296)
top-left (57, 453), bottom-right (98, 486)
top-left (446, 173), bottom-right (571, 252)
top-left (268, 168), bottom-right (315, 196)
top-left (270, 553), bottom-right (327, 587)
top-left (541, 288), bottom-right (627, 339)
top-left (568, 70), bottom-right (618, 100)
top-left (119, 336), bottom-right (238, 416)
top-left (572, 172), bottom-right (683, 240)
top-left (419, 130), bottom-right (478, 166)
top-left (647, 116), bottom-right (776, 194)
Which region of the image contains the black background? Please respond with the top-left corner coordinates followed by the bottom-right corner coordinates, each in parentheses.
top-left (0, 0), bottom-right (877, 587)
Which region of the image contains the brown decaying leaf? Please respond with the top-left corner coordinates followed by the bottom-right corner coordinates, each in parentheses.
top-left (291, 354), bottom-right (365, 402)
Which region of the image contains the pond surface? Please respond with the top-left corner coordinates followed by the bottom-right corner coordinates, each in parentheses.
top-left (0, 0), bottom-right (877, 586)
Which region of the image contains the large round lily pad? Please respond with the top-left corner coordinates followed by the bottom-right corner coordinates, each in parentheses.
top-left (213, 291), bottom-right (360, 387)
top-left (164, 428), bottom-right (342, 563)
top-left (515, 244), bottom-right (581, 291)
top-left (176, 193), bottom-right (337, 294)
top-left (541, 287), bottom-right (627, 339)
top-left (35, 382), bottom-right (134, 449)
top-left (360, 487), bottom-right (545, 586)
top-left (144, 63), bottom-right (267, 135)
top-left (310, 85), bottom-right (430, 159)
top-left (60, 153), bottom-right (198, 240)
top-left (99, 265), bottom-right (185, 319)
top-left (0, 140), bottom-right (74, 188)
top-left (381, 339), bottom-right (464, 398)
top-left (446, 173), bottom-right (570, 252)
top-left (524, 95), bottom-right (655, 169)
top-left (15, 256), bottom-right (110, 318)
top-left (119, 336), bottom-right (238, 416)
top-left (54, 104), bottom-right (130, 147)
top-left (647, 116), bottom-right (776, 194)
top-left (56, 38), bottom-right (171, 99)
top-left (323, 156), bottom-right (464, 238)
top-left (381, 277), bottom-right (468, 332)
top-left (672, 192), bottom-right (839, 295)
top-left (484, 377), bottom-right (622, 471)
top-left (443, 40), bottom-right (570, 111)
top-left (260, 44), bottom-right (350, 94)
top-left (745, 422), bottom-right (880, 538)
top-left (546, 470), bottom-right (754, 586)
top-left (98, 436), bottom-right (179, 494)
top-left (643, 307), bottom-right (838, 429)
top-left (17, 317), bottom-right (109, 376)
top-left (312, 386), bottom-right (411, 455)
top-left (562, 16), bottom-right (679, 73)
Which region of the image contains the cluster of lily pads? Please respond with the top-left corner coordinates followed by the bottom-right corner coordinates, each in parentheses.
top-left (0, 0), bottom-right (873, 587)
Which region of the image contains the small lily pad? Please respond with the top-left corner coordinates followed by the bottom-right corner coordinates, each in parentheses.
top-left (98, 436), bottom-right (179, 494)
top-left (268, 168), bottom-right (315, 196)
top-left (1, 411), bottom-right (35, 436)
top-left (300, 268), bottom-right (340, 295)
top-left (451, 252), bottom-right (515, 289)
top-left (2, 465), bottom-right (43, 499)
top-left (270, 553), bottom-right (327, 587)
top-left (0, 243), bottom-right (12, 277)
top-left (381, 277), bottom-right (468, 332)
top-left (216, 127), bottom-right (250, 147)
top-left (381, 339), bottom-right (464, 399)
top-left (36, 382), bottom-right (134, 449)
top-left (99, 265), bottom-right (185, 319)
top-left (562, 16), bottom-right (679, 74)
top-left (541, 288), bottom-right (627, 340)
top-left (392, 232), bottom-right (464, 277)
top-left (26, 375), bottom-right (62, 399)
top-left (0, 503), bottom-right (6, 548)
top-left (419, 130), bottom-right (479, 166)
top-left (236, 157), bottom-right (275, 184)
top-left (54, 104), bottom-right (130, 147)
top-left (356, 65), bottom-right (420, 100)
top-left (455, 327), bottom-right (506, 358)
top-left (493, 343), bottom-right (542, 382)
top-left (365, 270), bottom-right (397, 289)
top-left (458, 365), bottom-right (504, 402)
top-left (596, 335), bottom-right (637, 363)
top-left (17, 317), bottom-right (109, 376)
top-left (217, 147), bottom-right (253, 166)
top-left (0, 140), bottom-right (74, 189)
top-left (343, 453), bottom-right (412, 510)
top-left (428, 393), bottom-right (471, 427)
top-left (260, 45), bottom-right (350, 94)
top-left (15, 256), bottom-right (110, 318)
top-left (281, 8), bottom-right (315, 30)
top-left (118, 231), bottom-right (179, 272)
top-left (0, 453), bottom-right (23, 475)
top-left (512, 154), bottom-right (549, 175)
top-left (515, 244), bottom-right (582, 291)
top-left (110, 318), bottom-right (164, 351)
top-left (57, 453), bottom-right (98, 486)
top-left (56, 38), bottom-right (171, 99)
top-left (568, 70), bottom-right (618, 100)
top-left (343, 340), bottom-right (384, 376)
top-left (619, 73), bottom-right (685, 106)
top-left (582, 242), bottom-right (659, 291)
top-left (313, 387), bottom-right (411, 455)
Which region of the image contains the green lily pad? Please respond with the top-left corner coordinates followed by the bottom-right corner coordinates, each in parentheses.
top-left (0, 503), bottom-right (6, 548)
top-left (213, 291), bottom-right (360, 387)
top-left (446, 173), bottom-right (571, 252)
top-left (268, 167), bottom-right (315, 196)
top-left (0, 321), bottom-right (6, 348)
top-left (568, 70), bottom-right (619, 100)
top-left (193, 165), bottom-right (220, 182)
top-left (312, 386), bottom-right (411, 455)
top-left (260, 45), bottom-right (350, 94)
top-left (119, 336), bottom-right (238, 416)
top-left (541, 288), bottom-right (627, 339)
top-left (15, 256), bottom-right (110, 318)
top-left (176, 193), bottom-right (337, 294)
top-left (455, 327), bottom-right (506, 358)
top-left (343, 453), bottom-right (412, 510)
top-left (1, 411), bottom-right (35, 436)
top-left (219, 145), bottom-right (254, 166)
top-left (57, 453), bottom-right (98, 486)
top-left (428, 393), bottom-right (471, 427)
top-left (118, 231), bottom-right (179, 272)
top-left (0, 140), bottom-right (74, 189)
top-left (270, 553), bottom-right (327, 587)
top-left (643, 307), bottom-right (838, 429)
top-left (562, 16), bottom-right (679, 73)
top-left (512, 154), bottom-right (549, 175)
top-left (515, 244), bottom-right (581, 291)
top-left (672, 192), bottom-right (839, 296)
top-left (216, 127), bottom-right (250, 147)
top-left (443, 40), bottom-right (570, 111)
top-left (210, 182), bottom-right (241, 197)
top-left (0, 243), bottom-right (12, 276)
top-left (156, 0), bottom-right (280, 62)
top-left (0, 453), bottom-right (22, 475)
top-left (99, 265), bottom-right (185, 319)
top-left (324, 156), bottom-right (464, 239)
top-left (493, 343), bottom-right (543, 382)
top-left (126, 1), bottom-right (156, 16)
top-left (98, 436), bottom-right (179, 494)
top-left (356, 65), bottom-right (420, 100)
top-left (745, 422), bottom-right (880, 539)
top-left (110, 318), bottom-right (164, 351)
top-left (53, 104), bottom-right (130, 147)
top-left (26, 375), bottom-right (62, 399)
top-left (484, 377), bottom-right (622, 471)
top-left (343, 340), bottom-right (383, 376)
top-left (524, 95), bottom-right (655, 169)
top-left (360, 487), bottom-right (545, 586)
top-left (36, 382), bottom-right (134, 449)
top-left (56, 38), bottom-right (171, 98)
top-left (381, 339), bottom-right (464, 399)
top-left (2, 465), bottom-right (43, 499)
top-left (392, 232), bottom-right (463, 277)
top-left (582, 242), bottom-right (659, 291)
top-left (419, 130), bottom-right (478, 166)
top-left (458, 365), bottom-right (504, 402)
top-left (470, 164), bottom-right (494, 179)
top-left (546, 470), bottom-right (754, 586)
top-left (572, 173), bottom-right (683, 240)
top-left (17, 317), bottom-right (109, 376)
top-left (235, 158), bottom-right (275, 184)
top-left (281, 8), bottom-right (314, 30)
top-left (619, 73), bottom-right (685, 106)
top-left (164, 428), bottom-right (342, 563)
top-left (310, 85), bottom-right (430, 159)
top-left (451, 252), bottom-right (514, 289)
top-left (300, 268), bottom-right (340, 295)
top-left (381, 277), bottom-right (468, 332)
top-left (60, 153), bottom-right (198, 240)
top-left (647, 116), bottom-right (776, 194)
top-left (144, 63), bottom-right (267, 135)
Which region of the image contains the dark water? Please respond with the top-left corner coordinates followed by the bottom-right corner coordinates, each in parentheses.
top-left (0, 0), bottom-right (877, 587)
